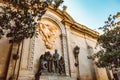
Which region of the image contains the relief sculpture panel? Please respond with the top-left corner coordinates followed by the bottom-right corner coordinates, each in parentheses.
top-left (37, 23), bottom-right (57, 49)
top-left (34, 19), bottom-right (65, 80)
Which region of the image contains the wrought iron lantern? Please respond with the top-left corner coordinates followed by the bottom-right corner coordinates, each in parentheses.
top-left (73, 46), bottom-right (80, 58)
top-left (73, 46), bottom-right (80, 67)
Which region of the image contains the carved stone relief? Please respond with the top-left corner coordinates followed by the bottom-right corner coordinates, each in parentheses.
top-left (28, 37), bottom-right (35, 71)
top-left (37, 23), bottom-right (57, 49)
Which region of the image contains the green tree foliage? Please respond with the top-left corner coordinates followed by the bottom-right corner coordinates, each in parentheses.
top-left (93, 15), bottom-right (120, 68)
top-left (0, 1), bottom-right (48, 79)
top-left (0, 0), bottom-right (48, 43)
top-left (0, 0), bottom-right (64, 43)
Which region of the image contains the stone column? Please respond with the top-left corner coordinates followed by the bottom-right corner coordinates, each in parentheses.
top-left (6, 43), bottom-right (22, 80)
top-left (61, 33), bottom-right (70, 76)
top-left (20, 39), bottom-right (31, 70)
top-left (89, 46), bottom-right (108, 80)
top-left (87, 46), bottom-right (97, 80)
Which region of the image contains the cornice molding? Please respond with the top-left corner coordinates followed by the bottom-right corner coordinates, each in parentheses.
top-left (47, 6), bottom-right (99, 39)
top-left (62, 19), bottom-right (99, 39)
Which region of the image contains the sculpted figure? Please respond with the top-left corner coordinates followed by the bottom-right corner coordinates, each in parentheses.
top-left (35, 55), bottom-right (45, 80)
top-left (37, 23), bottom-right (57, 49)
top-left (53, 49), bottom-right (59, 72)
top-left (46, 51), bottom-right (53, 72)
top-left (40, 54), bottom-right (47, 70)
top-left (54, 0), bottom-right (64, 9)
top-left (47, 0), bottom-right (53, 4)
top-left (59, 56), bottom-right (65, 74)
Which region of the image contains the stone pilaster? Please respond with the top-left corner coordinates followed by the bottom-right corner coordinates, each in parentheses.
top-left (65, 26), bottom-right (76, 77)
top-left (20, 39), bottom-right (31, 70)
top-left (61, 33), bottom-right (70, 76)
top-left (18, 37), bottom-right (35, 78)
top-left (6, 43), bottom-right (20, 79)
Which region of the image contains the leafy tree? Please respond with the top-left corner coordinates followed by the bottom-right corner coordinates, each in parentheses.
top-left (0, 0), bottom-right (64, 42)
top-left (90, 14), bottom-right (120, 68)
top-left (0, 0), bottom-right (48, 79)
top-left (0, 0), bottom-right (48, 43)
top-left (0, 0), bottom-right (65, 79)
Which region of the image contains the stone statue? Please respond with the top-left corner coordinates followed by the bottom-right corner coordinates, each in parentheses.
top-left (63, 5), bottom-right (67, 11)
top-left (35, 55), bottom-right (45, 80)
top-left (35, 50), bottom-right (65, 78)
top-left (37, 23), bottom-right (57, 49)
top-left (38, 51), bottom-right (53, 73)
top-left (59, 56), bottom-right (65, 74)
top-left (40, 54), bottom-right (47, 70)
top-left (53, 49), bottom-right (59, 72)
top-left (47, 0), bottom-right (53, 5)
top-left (45, 51), bottom-right (53, 72)
top-left (53, 0), bottom-right (64, 9)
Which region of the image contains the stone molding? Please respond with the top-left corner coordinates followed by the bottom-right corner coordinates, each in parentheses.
top-left (28, 36), bottom-right (35, 71)
top-left (47, 6), bottom-right (99, 39)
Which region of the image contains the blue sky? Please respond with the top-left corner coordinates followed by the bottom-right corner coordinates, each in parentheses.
top-left (62, 0), bottom-right (120, 31)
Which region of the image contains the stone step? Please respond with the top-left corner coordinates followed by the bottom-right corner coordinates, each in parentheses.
top-left (40, 75), bottom-right (71, 80)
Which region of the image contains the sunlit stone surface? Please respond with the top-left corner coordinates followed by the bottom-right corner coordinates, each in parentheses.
top-left (0, 2), bottom-right (110, 80)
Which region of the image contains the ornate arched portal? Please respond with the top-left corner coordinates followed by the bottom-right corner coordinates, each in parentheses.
top-left (32, 13), bottom-right (70, 77)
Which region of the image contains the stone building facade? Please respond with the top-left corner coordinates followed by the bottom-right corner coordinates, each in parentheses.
top-left (0, 3), bottom-right (109, 80)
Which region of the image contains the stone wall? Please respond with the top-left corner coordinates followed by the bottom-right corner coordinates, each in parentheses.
top-left (70, 29), bottom-right (97, 80)
top-left (0, 38), bottom-right (10, 79)
top-left (0, 3), bottom-right (109, 80)
top-left (18, 14), bottom-right (69, 79)
top-left (96, 68), bottom-right (109, 80)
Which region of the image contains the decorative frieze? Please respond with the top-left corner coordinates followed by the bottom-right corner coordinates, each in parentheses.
top-left (28, 37), bottom-right (35, 71)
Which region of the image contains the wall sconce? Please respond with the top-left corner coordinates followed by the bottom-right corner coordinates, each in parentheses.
top-left (73, 46), bottom-right (80, 67)
top-left (73, 46), bottom-right (80, 58)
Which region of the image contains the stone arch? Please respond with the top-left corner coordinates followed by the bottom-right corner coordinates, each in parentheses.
top-left (39, 13), bottom-right (70, 76)
top-left (42, 13), bottom-right (66, 35)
